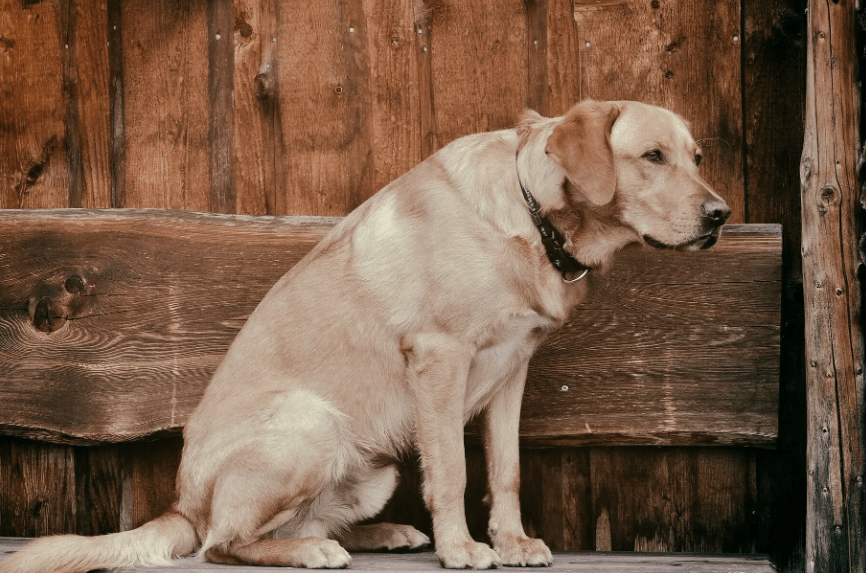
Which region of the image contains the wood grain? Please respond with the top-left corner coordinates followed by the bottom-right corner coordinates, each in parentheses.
top-left (278, 0), bottom-right (373, 215)
top-left (364, 0), bottom-right (428, 191)
top-left (120, 0), bottom-right (210, 210)
top-left (0, 210), bottom-right (780, 447)
top-left (429, 0), bottom-right (528, 145)
top-left (0, 438), bottom-right (76, 537)
top-left (590, 448), bottom-right (757, 553)
top-left (72, 0), bottom-right (112, 209)
top-left (207, 0), bottom-right (236, 214)
top-left (801, 2), bottom-right (865, 573)
top-left (232, 0), bottom-right (283, 215)
top-left (0, 0), bottom-right (70, 209)
top-left (742, 2), bottom-right (808, 570)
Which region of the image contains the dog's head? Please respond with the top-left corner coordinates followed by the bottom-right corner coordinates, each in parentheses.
top-left (544, 100), bottom-right (731, 251)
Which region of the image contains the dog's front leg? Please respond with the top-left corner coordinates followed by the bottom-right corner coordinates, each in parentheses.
top-left (406, 334), bottom-right (501, 569)
top-left (484, 361), bottom-right (553, 566)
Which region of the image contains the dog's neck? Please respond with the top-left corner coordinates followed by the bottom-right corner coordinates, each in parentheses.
top-left (517, 167), bottom-right (592, 283)
top-left (515, 121), bottom-right (639, 275)
top-left (546, 187), bottom-right (639, 273)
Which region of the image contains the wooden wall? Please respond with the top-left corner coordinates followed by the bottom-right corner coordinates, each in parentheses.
top-left (0, 0), bottom-right (809, 570)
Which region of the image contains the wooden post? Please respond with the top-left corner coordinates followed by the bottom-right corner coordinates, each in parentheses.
top-left (801, 2), bottom-right (865, 572)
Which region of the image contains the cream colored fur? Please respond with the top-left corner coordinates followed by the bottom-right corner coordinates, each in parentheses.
top-left (0, 100), bottom-right (728, 572)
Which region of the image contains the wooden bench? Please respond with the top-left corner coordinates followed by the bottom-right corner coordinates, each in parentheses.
top-left (0, 209), bottom-right (781, 572)
top-left (0, 209), bottom-right (781, 448)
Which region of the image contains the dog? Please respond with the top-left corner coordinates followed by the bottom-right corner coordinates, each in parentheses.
top-left (0, 100), bottom-right (730, 572)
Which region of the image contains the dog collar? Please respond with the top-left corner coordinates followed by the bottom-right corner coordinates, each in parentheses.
top-left (516, 167), bottom-right (591, 283)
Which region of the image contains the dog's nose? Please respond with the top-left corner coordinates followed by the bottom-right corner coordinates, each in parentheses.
top-left (701, 199), bottom-right (731, 226)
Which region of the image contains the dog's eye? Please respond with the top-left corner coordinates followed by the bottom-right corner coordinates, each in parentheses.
top-left (643, 149), bottom-right (664, 164)
top-left (695, 154), bottom-right (703, 167)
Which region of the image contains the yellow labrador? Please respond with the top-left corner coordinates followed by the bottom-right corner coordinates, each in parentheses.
top-left (0, 100), bottom-right (729, 572)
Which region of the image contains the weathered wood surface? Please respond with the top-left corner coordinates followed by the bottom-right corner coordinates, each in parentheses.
top-left (0, 0), bottom-right (807, 561)
top-left (0, 0), bottom-right (747, 219)
top-left (801, 2), bottom-right (865, 573)
top-left (0, 538), bottom-right (775, 573)
top-left (0, 210), bottom-right (780, 446)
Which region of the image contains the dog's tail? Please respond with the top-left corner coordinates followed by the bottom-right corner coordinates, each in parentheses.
top-left (0, 510), bottom-right (197, 573)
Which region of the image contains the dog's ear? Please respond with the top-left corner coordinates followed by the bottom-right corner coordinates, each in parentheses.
top-left (544, 101), bottom-right (620, 206)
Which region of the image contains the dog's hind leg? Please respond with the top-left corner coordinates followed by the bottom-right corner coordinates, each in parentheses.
top-left (328, 465), bottom-right (430, 552)
top-left (192, 389), bottom-right (361, 568)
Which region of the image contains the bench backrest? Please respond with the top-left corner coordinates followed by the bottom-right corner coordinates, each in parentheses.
top-left (0, 209), bottom-right (781, 447)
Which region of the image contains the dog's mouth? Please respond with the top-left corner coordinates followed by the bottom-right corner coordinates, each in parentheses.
top-left (643, 227), bottom-right (722, 251)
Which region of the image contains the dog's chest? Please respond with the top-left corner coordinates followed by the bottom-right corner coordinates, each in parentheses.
top-left (464, 314), bottom-right (553, 415)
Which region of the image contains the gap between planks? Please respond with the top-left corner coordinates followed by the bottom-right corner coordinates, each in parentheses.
top-left (0, 538), bottom-right (774, 572)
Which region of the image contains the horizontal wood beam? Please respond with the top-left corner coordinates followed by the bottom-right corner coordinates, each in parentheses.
top-left (0, 209), bottom-right (781, 446)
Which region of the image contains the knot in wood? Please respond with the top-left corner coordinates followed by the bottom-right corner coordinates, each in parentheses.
top-left (254, 70), bottom-right (276, 101)
top-left (64, 275), bottom-right (84, 293)
top-left (31, 274), bottom-right (94, 334)
top-left (820, 185), bottom-right (837, 204)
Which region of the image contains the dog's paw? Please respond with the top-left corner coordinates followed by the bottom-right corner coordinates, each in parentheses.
top-left (437, 540), bottom-right (501, 569)
top-left (338, 522), bottom-right (431, 552)
top-left (296, 538), bottom-right (353, 569)
top-left (493, 534), bottom-right (552, 567)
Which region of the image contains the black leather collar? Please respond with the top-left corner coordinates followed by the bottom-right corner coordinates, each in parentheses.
top-left (517, 165), bottom-right (591, 283)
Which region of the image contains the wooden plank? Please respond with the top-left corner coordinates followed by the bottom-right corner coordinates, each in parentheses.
top-left (278, 0), bottom-right (373, 215)
top-left (0, 210), bottom-right (780, 447)
top-left (73, 443), bottom-right (122, 536)
top-left (801, 2), bottom-right (865, 573)
top-left (590, 448), bottom-right (756, 553)
top-left (428, 0), bottom-right (528, 144)
top-left (0, 439), bottom-right (76, 537)
top-left (206, 0), bottom-right (235, 214)
top-left (544, 0), bottom-right (582, 116)
top-left (519, 448), bottom-right (594, 551)
top-left (0, 0), bottom-right (70, 209)
top-left (120, 0), bottom-right (210, 210)
top-left (121, 438), bottom-right (183, 530)
top-left (107, 0), bottom-right (126, 208)
top-left (0, 209), bottom-right (335, 443)
top-left (232, 0), bottom-right (282, 215)
top-left (0, 537), bottom-right (777, 572)
top-left (742, 1), bottom-right (808, 570)
top-left (573, 0), bottom-right (744, 224)
top-left (72, 0), bottom-right (112, 209)
top-left (364, 0), bottom-right (427, 192)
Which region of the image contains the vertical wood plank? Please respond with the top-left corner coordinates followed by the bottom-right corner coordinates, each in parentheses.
top-left (0, 0), bottom-right (70, 209)
top-left (363, 0), bottom-right (427, 192)
top-left (742, 1), bottom-right (807, 570)
top-left (107, 0), bottom-right (126, 208)
top-left (429, 0), bottom-right (528, 146)
top-left (0, 438), bottom-right (76, 537)
top-left (525, 0), bottom-right (548, 115)
top-left (520, 448), bottom-right (593, 551)
top-left (59, 0), bottom-right (84, 208)
top-left (278, 0), bottom-right (373, 216)
top-left (121, 0), bottom-right (210, 210)
top-left (801, 2), bottom-right (865, 572)
top-left (590, 448), bottom-right (756, 553)
top-left (544, 0), bottom-right (582, 116)
top-left (73, 0), bottom-right (112, 208)
top-left (207, 0), bottom-right (235, 214)
top-left (74, 444), bottom-right (122, 536)
top-left (232, 0), bottom-right (283, 215)
top-left (573, 0), bottom-right (744, 223)
top-left (122, 437), bottom-right (183, 529)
